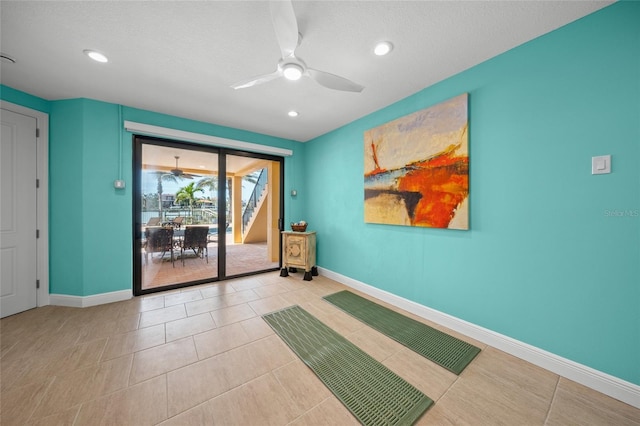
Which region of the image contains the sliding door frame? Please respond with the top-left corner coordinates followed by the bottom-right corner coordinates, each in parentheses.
top-left (132, 135), bottom-right (284, 296)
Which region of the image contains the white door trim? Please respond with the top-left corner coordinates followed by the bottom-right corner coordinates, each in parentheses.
top-left (1, 101), bottom-right (49, 307)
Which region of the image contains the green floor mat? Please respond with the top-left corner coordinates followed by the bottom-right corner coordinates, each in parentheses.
top-left (323, 291), bottom-right (480, 375)
top-left (263, 305), bottom-right (433, 426)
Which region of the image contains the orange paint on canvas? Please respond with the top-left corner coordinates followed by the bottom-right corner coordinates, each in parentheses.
top-left (397, 150), bottom-right (469, 228)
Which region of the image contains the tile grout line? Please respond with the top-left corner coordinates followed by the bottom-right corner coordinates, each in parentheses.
top-left (97, 332), bottom-right (110, 364)
top-left (70, 403), bottom-right (82, 426)
top-left (436, 373), bottom-right (462, 404)
top-left (542, 374), bottom-right (561, 425)
top-left (163, 372), bottom-right (170, 423)
top-left (127, 331), bottom-right (140, 387)
top-left (24, 375), bottom-right (57, 424)
top-left (268, 367), bottom-right (309, 425)
top-left (284, 394), bottom-right (338, 426)
top-left (166, 370), bottom-right (277, 422)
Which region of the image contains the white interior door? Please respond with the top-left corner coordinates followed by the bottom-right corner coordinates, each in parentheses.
top-left (1, 108), bottom-right (38, 318)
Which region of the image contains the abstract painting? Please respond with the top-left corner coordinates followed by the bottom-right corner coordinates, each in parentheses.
top-left (364, 93), bottom-right (469, 230)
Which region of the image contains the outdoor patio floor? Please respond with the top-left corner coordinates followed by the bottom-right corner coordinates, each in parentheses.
top-left (142, 242), bottom-right (279, 290)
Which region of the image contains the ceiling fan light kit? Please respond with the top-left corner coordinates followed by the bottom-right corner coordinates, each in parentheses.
top-left (230, 0), bottom-right (364, 93)
top-left (170, 156), bottom-right (200, 179)
top-left (283, 63), bottom-right (303, 81)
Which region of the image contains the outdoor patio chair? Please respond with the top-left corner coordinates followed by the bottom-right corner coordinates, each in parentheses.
top-left (145, 226), bottom-right (175, 267)
top-left (180, 226), bottom-right (209, 266)
top-left (171, 216), bottom-right (184, 229)
top-left (146, 217), bottom-right (161, 226)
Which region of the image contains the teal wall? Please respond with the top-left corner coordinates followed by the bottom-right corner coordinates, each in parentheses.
top-left (82, 100), bottom-right (131, 295)
top-left (49, 100), bottom-right (84, 296)
top-left (304, 2), bottom-right (639, 385)
top-left (0, 85), bottom-right (50, 113)
top-left (47, 99), bottom-right (133, 295)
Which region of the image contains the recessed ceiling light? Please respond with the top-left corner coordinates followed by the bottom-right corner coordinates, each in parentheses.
top-left (288, 111), bottom-right (299, 117)
top-left (283, 63), bottom-right (303, 81)
top-left (374, 41), bottom-right (393, 56)
top-left (83, 49), bottom-right (108, 63)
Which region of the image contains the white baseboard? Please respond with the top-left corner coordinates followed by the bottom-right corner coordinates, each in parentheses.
top-left (49, 289), bottom-right (132, 308)
top-left (318, 267), bottom-right (640, 409)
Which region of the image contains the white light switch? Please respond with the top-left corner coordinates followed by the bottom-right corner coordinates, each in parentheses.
top-left (592, 155), bottom-right (611, 175)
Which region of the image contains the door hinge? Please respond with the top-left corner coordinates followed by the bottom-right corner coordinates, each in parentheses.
top-left (36, 280), bottom-right (40, 289)
top-left (36, 128), bottom-right (40, 138)
top-left (36, 179), bottom-right (40, 188)
top-left (36, 229), bottom-right (40, 239)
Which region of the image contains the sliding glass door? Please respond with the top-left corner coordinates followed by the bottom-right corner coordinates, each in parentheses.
top-left (224, 153), bottom-right (281, 276)
top-left (133, 136), bottom-right (283, 295)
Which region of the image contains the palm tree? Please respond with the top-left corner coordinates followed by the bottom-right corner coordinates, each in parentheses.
top-left (154, 172), bottom-right (180, 217)
top-left (196, 176), bottom-right (218, 202)
top-left (244, 170), bottom-right (261, 185)
top-left (176, 182), bottom-right (204, 222)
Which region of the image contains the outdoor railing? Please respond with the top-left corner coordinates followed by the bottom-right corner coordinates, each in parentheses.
top-left (242, 168), bottom-right (267, 233)
top-left (141, 208), bottom-right (217, 225)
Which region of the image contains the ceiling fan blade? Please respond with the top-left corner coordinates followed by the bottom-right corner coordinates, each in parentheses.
top-left (307, 68), bottom-right (364, 93)
top-left (230, 70), bottom-right (281, 90)
top-left (270, 0), bottom-right (299, 58)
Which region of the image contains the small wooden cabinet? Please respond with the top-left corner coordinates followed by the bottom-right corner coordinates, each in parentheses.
top-left (280, 231), bottom-right (317, 281)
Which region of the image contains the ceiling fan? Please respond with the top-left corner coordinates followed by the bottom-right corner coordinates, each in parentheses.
top-left (169, 156), bottom-right (200, 179)
top-left (230, 0), bottom-right (364, 93)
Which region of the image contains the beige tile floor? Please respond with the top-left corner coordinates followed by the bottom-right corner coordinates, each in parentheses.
top-left (1, 272), bottom-right (639, 425)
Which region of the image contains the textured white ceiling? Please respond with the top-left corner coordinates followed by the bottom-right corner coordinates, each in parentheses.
top-left (1, 1), bottom-right (612, 142)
